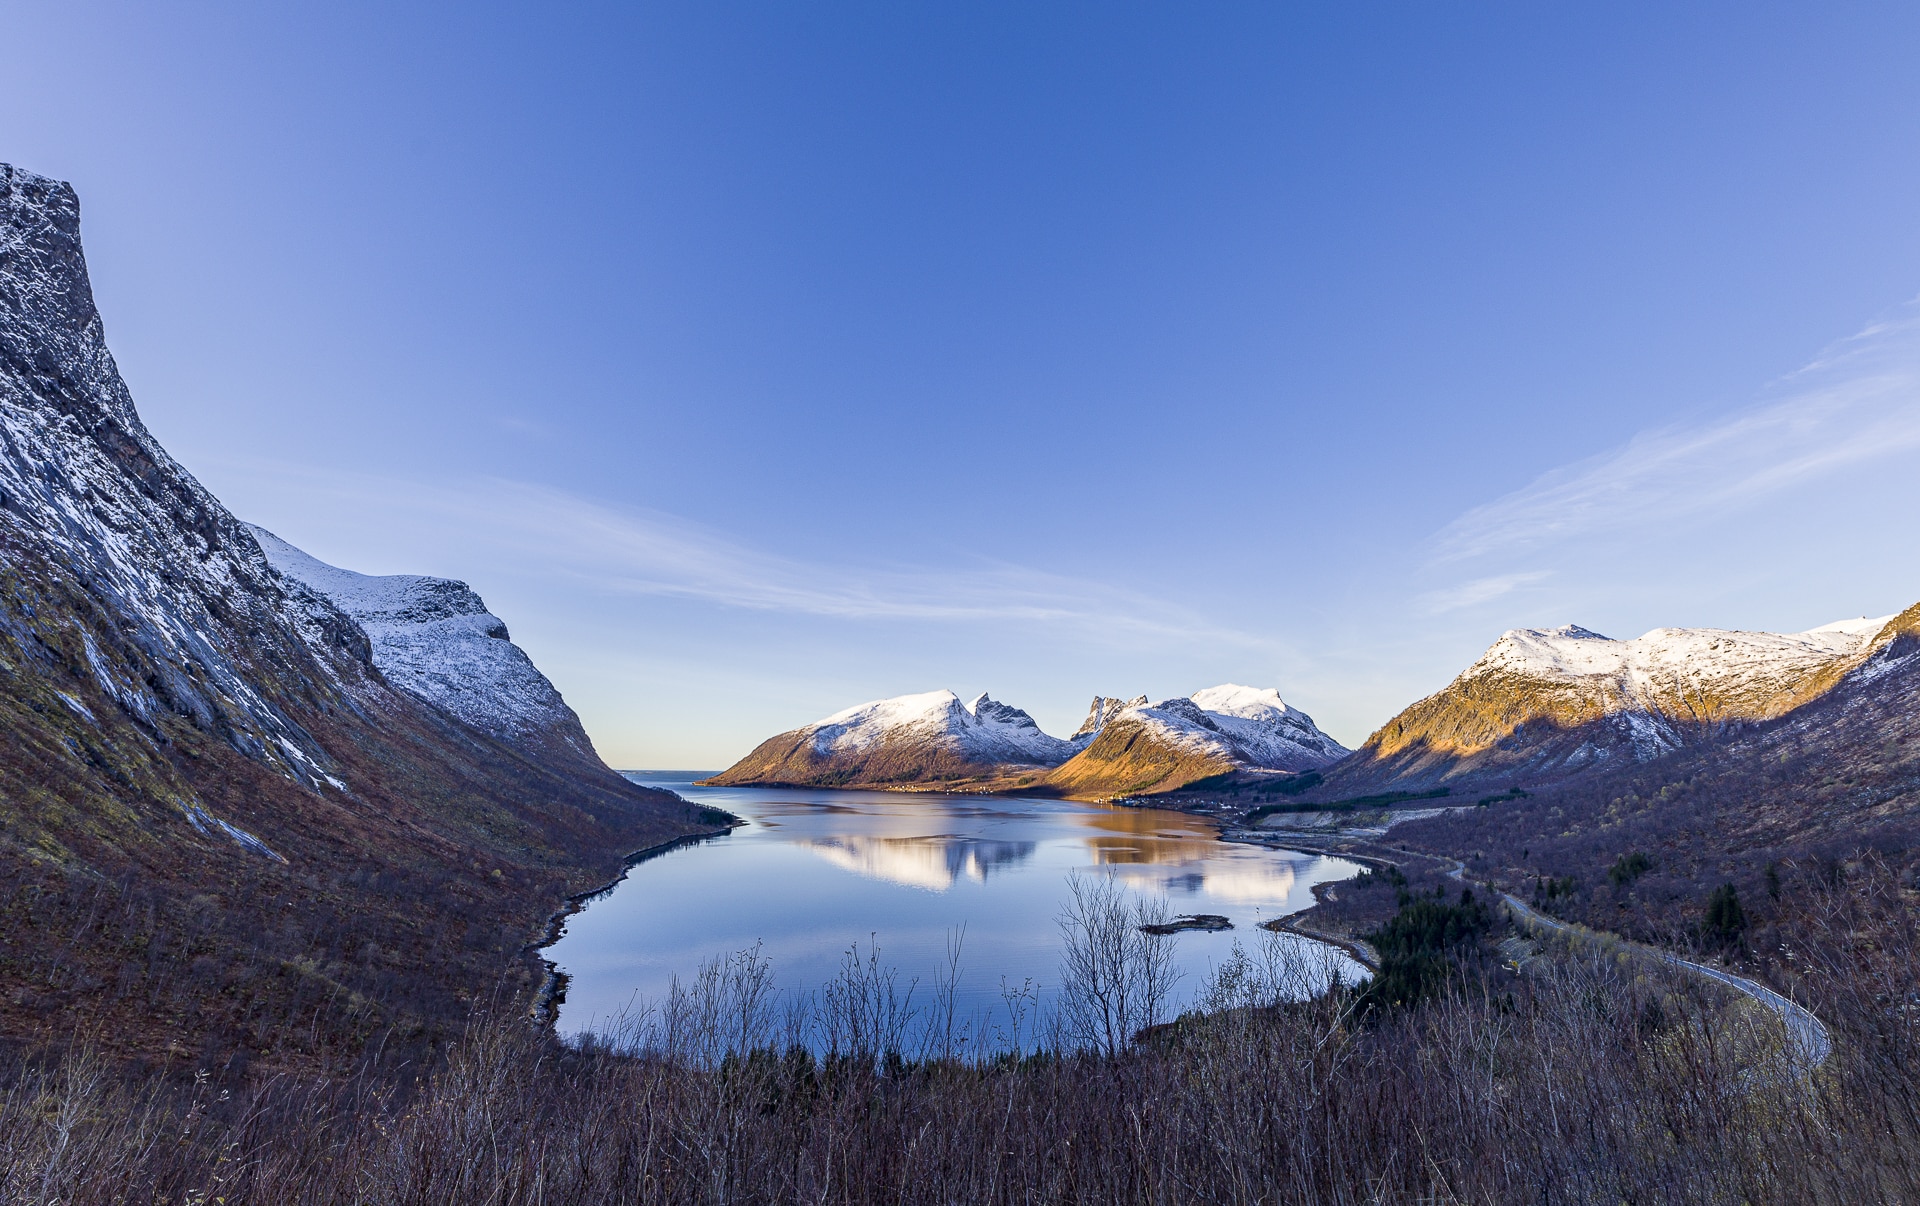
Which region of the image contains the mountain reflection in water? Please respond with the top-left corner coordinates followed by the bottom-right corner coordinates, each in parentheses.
top-left (545, 776), bottom-right (1366, 1036)
top-left (800, 835), bottom-right (1039, 890)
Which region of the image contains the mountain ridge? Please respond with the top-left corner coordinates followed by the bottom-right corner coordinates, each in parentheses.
top-left (706, 683), bottom-right (1349, 797)
top-left (1311, 614), bottom-right (1896, 798)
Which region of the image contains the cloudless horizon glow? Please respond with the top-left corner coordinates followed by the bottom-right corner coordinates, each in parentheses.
top-left (5, 4), bottom-right (1920, 764)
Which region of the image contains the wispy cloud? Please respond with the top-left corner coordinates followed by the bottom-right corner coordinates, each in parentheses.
top-left (1432, 300), bottom-right (1920, 565)
top-left (1417, 571), bottom-right (1551, 614)
top-left (232, 464), bottom-right (1287, 653)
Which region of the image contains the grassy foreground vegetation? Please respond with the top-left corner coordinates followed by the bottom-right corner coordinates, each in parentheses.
top-left (0, 860), bottom-right (1916, 1203)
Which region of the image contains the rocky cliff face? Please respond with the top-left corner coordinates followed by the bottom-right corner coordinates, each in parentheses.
top-left (0, 166), bottom-right (361, 800)
top-left (1317, 616), bottom-right (1892, 797)
top-left (0, 164), bottom-right (704, 1066)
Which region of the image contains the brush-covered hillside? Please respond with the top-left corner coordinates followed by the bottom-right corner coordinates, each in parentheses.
top-left (0, 165), bottom-right (717, 1069)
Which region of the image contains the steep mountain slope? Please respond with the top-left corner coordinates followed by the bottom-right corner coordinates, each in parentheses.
top-left (249, 526), bottom-right (601, 770)
top-left (1043, 685), bottom-right (1349, 799)
top-left (1317, 617), bottom-right (1889, 797)
top-left (703, 689), bottom-right (1080, 787)
top-left (0, 164), bottom-right (708, 1066)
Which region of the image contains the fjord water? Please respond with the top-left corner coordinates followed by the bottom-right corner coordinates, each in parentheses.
top-left (546, 774), bottom-right (1366, 1039)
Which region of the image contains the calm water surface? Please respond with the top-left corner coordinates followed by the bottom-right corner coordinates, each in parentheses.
top-left (546, 774), bottom-right (1366, 1038)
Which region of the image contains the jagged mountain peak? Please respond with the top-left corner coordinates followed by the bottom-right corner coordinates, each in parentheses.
top-left (1073, 694), bottom-right (1148, 739)
top-left (1040, 684), bottom-right (1349, 800)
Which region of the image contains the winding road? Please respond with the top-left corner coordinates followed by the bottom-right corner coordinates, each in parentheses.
top-left (1447, 862), bottom-right (1832, 1069)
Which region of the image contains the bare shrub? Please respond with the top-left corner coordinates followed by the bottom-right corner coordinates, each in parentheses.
top-left (1054, 871), bottom-right (1180, 1055)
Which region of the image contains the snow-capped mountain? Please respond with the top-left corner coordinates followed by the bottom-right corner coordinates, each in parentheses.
top-left (710, 682), bottom-right (1347, 797)
top-left (0, 163), bottom-right (700, 1059)
top-left (1043, 685), bottom-right (1348, 798)
top-left (1322, 616), bottom-right (1894, 794)
top-left (249, 526), bottom-right (598, 763)
top-left (704, 689), bottom-right (1081, 787)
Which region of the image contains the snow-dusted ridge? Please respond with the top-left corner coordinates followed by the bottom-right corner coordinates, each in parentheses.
top-left (1330, 613), bottom-right (1907, 794)
top-left (1182, 683), bottom-right (1350, 769)
top-left (249, 526), bottom-right (597, 759)
top-left (1470, 617), bottom-right (1891, 717)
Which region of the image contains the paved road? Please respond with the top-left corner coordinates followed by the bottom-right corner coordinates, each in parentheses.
top-left (1447, 862), bottom-right (1832, 1069)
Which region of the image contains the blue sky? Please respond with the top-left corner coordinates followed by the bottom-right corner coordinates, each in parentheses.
top-left (6, 3), bottom-right (1920, 765)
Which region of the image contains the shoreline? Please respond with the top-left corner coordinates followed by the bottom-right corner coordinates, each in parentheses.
top-left (525, 822), bottom-right (744, 1026)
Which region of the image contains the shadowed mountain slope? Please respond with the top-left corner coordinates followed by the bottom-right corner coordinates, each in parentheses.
top-left (248, 525), bottom-right (606, 773)
top-left (0, 164), bottom-right (711, 1069)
